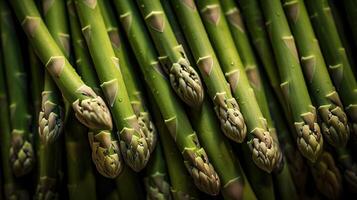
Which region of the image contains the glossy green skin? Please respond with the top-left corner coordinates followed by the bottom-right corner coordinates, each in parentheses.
top-left (169, 0), bottom-right (233, 106)
top-left (73, 0), bottom-right (140, 135)
top-left (9, 0), bottom-right (94, 103)
top-left (113, 0), bottom-right (206, 171)
top-left (305, 0), bottom-right (357, 131)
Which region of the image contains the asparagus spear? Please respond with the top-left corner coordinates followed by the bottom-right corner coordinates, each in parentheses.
top-left (238, 0), bottom-right (285, 106)
top-left (66, 0), bottom-right (122, 178)
top-left (0, 0), bottom-right (34, 177)
top-left (114, 0), bottom-right (220, 195)
top-left (135, 0), bottom-right (204, 108)
top-left (310, 151), bottom-right (342, 199)
top-left (115, 165), bottom-right (145, 200)
top-left (196, 0), bottom-right (279, 173)
top-left (259, 0), bottom-right (323, 162)
top-left (335, 147), bottom-right (357, 193)
top-left (305, 0), bottom-right (357, 138)
top-left (169, 0), bottom-right (247, 143)
top-left (150, 99), bottom-right (200, 200)
top-left (282, 0), bottom-right (350, 147)
top-left (9, 0), bottom-right (113, 132)
top-left (98, 0), bottom-right (157, 154)
top-left (73, 0), bottom-right (150, 171)
top-left (64, 106), bottom-right (97, 200)
top-left (35, 0), bottom-right (69, 198)
top-left (144, 142), bottom-right (172, 200)
top-left (0, 36), bottom-right (29, 200)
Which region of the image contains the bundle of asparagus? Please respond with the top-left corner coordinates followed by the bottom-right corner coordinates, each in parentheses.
top-left (1, 0), bottom-right (357, 199)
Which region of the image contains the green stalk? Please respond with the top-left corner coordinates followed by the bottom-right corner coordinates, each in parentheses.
top-left (310, 151), bottom-right (343, 199)
top-left (98, 0), bottom-right (157, 154)
top-left (282, 0), bottom-right (350, 147)
top-left (96, 175), bottom-right (120, 200)
top-left (305, 0), bottom-right (357, 137)
top-left (114, 0), bottom-right (220, 195)
top-left (259, 0), bottom-right (323, 162)
top-left (150, 98), bottom-right (200, 200)
top-left (135, 0), bottom-right (204, 107)
top-left (64, 106), bottom-right (97, 200)
top-left (67, 0), bottom-right (122, 178)
top-left (265, 78), bottom-right (309, 196)
top-left (0, 34), bottom-right (29, 200)
top-left (196, 0), bottom-right (279, 173)
top-left (9, 0), bottom-right (113, 132)
top-left (0, 0), bottom-right (34, 177)
top-left (35, 0), bottom-right (69, 198)
top-left (73, 0), bottom-right (150, 172)
top-left (342, 0), bottom-right (357, 49)
top-left (190, 99), bottom-right (257, 199)
top-left (169, 0), bottom-right (246, 144)
top-left (144, 142), bottom-right (172, 200)
top-left (238, 0), bottom-right (285, 106)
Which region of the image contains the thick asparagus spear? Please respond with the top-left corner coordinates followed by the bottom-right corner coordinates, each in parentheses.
top-left (73, 0), bottom-right (150, 171)
top-left (282, 0), bottom-right (350, 147)
top-left (98, 0), bottom-right (157, 154)
top-left (169, 0), bottom-right (247, 143)
top-left (305, 0), bottom-right (357, 137)
top-left (259, 0), bottom-right (323, 162)
top-left (9, 0), bottom-right (113, 132)
top-left (135, 0), bottom-right (204, 108)
top-left (196, 0), bottom-right (279, 173)
top-left (150, 99), bottom-right (200, 200)
top-left (144, 142), bottom-right (172, 200)
top-left (114, 0), bottom-right (220, 195)
top-left (0, 0), bottom-right (34, 177)
top-left (66, 0), bottom-right (122, 178)
top-left (0, 37), bottom-right (29, 200)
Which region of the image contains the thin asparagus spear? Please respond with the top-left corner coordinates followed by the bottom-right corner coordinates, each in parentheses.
top-left (66, 0), bottom-right (122, 178)
top-left (64, 106), bottom-right (97, 200)
top-left (0, 33), bottom-right (29, 200)
top-left (144, 142), bottom-right (172, 200)
top-left (310, 151), bottom-right (342, 199)
top-left (73, 0), bottom-right (150, 171)
top-left (282, 0), bottom-right (350, 147)
top-left (238, 0), bottom-right (285, 106)
top-left (305, 0), bottom-right (357, 137)
top-left (114, 0), bottom-right (220, 195)
top-left (135, 0), bottom-right (204, 108)
top-left (190, 99), bottom-right (255, 199)
top-left (98, 0), bottom-right (157, 154)
top-left (9, 0), bottom-right (113, 132)
top-left (259, 0), bottom-right (323, 162)
top-left (169, 0), bottom-right (246, 144)
top-left (149, 98), bottom-right (200, 200)
top-left (196, 0), bottom-right (279, 173)
top-left (0, 0), bottom-right (34, 177)
top-left (35, 0), bottom-right (69, 197)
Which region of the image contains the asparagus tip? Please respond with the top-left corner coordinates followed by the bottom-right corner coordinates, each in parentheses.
top-left (144, 172), bottom-right (172, 200)
top-left (183, 148), bottom-right (220, 195)
top-left (249, 128), bottom-right (280, 173)
top-left (9, 130), bottom-right (34, 177)
top-left (88, 130), bottom-right (123, 178)
top-left (35, 177), bottom-right (57, 200)
top-left (38, 100), bottom-right (64, 144)
top-left (119, 127), bottom-right (150, 172)
top-left (214, 92), bottom-right (247, 143)
top-left (138, 112), bottom-right (158, 153)
top-left (319, 105), bottom-right (350, 147)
